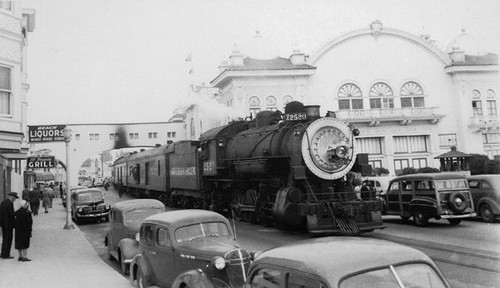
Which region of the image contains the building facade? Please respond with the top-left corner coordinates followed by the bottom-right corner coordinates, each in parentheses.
top-left (208, 21), bottom-right (499, 176)
top-left (0, 2), bottom-right (35, 200)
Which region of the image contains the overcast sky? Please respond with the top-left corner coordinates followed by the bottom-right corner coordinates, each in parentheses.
top-left (23, 0), bottom-right (500, 125)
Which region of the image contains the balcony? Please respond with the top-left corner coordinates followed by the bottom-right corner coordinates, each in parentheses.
top-left (334, 107), bottom-right (445, 126)
top-left (468, 115), bottom-right (500, 133)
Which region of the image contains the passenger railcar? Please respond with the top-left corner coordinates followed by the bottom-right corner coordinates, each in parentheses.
top-left (112, 102), bottom-right (384, 235)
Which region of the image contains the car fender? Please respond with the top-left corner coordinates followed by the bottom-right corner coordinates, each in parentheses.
top-left (410, 197), bottom-right (438, 217)
top-left (118, 238), bottom-right (139, 262)
top-left (477, 197), bottom-right (500, 214)
top-left (129, 254), bottom-right (150, 285)
top-left (171, 269), bottom-right (216, 288)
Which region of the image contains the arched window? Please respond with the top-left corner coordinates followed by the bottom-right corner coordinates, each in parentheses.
top-left (369, 82), bottom-right (394, 109)
top-left (338, 83), bottom-right (363, 110)
top-left (471, 90), bottom-right (483, 116)
top-left (400, 81), bottom-right (425, 108)
top-left (266, 96), bottom-right (277, 111)
top-left (487, 89), bottom-right (496, 98)
top-left (249, 96), bottom-right (261, 118)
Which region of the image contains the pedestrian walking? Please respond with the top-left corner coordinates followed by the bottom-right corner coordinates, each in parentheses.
top-left (29, 185), bottom-right (41, 215)
top-left (0, 192), bottom-right (18, 259)
top-left (22, 185), bottom-right (30, 202)
top-left (59, 182), bottom-right (63, 198)
top-left (14, 200), bottom-right (32, 262)
top-left (41, 186), bottom-right (54, 213)
top-left (47, 184), bottom-right (55, 207)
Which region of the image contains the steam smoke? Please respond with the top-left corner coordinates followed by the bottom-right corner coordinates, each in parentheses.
top-left (113, 126), bottom-right (129, 149)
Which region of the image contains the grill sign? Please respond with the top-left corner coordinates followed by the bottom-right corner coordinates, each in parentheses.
top-left (27, 156), bottom-right (55, 168)
top-left (28, 125), bottom-right (66, 142)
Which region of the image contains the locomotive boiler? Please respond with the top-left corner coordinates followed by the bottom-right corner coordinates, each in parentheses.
top-left (111, 101), bottom-right (384, 235)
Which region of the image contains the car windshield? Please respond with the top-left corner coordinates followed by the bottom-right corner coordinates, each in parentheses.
top-left (77, 191), bottom-right (103, 201)
top-left (123, 208), bottom-right (162, 224)
top-left (175, 221), bottom-right (231, 242)
top-left (340, 263), bottom-right (446, 288)
top-left (435, 179), bottom-right (468, 190)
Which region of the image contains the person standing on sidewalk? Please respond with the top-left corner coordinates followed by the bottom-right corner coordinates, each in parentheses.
top-left (29, 185), bottom-right (41, 215)
top-left (14, 200), bottom-right (32, 262)
top-left (22, 185), bottom-right (30, 202)
top-left (0, 192), bottom-right (18, 259)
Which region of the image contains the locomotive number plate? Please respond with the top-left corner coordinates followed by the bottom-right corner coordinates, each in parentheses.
top-left (285, 112), bottom-right (307, 121)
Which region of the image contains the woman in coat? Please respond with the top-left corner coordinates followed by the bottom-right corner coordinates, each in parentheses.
top-left (41, 186), bottom-right (54, 213)
top-left (14, 200), bottom-right (33, 261)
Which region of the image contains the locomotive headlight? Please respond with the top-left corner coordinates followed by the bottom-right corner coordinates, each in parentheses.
top-left (335, 145), bottom-right (349, 158)
top-left (213, 256), bottom-right (226, 270)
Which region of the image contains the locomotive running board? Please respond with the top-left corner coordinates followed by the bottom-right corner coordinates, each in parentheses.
top-left (335, 218), bottom-right (360, 234)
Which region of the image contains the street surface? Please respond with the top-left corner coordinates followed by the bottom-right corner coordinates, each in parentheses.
top-left (78, 187), bottom-right (500, 288)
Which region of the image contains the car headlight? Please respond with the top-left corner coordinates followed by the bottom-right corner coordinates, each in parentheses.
top-left (105, 204), bottom-right (110, 210)
top-left (213, 256), bottom-right (226, 270)
top-left (77, 208), bottom-right (83, 213)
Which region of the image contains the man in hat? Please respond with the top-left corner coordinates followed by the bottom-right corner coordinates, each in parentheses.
top-left (0, 192), bottom-right (18, 259)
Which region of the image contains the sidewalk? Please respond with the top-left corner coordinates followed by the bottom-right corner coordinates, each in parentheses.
top-left (0, 199), bottom-right (133, 288)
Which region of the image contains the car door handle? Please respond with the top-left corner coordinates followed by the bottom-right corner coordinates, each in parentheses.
top-left (150, 251), bottom-right (157, 255)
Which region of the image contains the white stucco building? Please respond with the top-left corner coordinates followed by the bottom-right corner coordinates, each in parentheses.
top-left (205, 21), bottom-right (498, 176)
top-left (0, 2), bottom-right (35, 200)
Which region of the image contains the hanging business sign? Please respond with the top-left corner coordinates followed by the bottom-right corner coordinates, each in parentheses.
top-left (27, 156), bottom-right (55, 168)
top-left (28, 125), bottom-right (67, 142)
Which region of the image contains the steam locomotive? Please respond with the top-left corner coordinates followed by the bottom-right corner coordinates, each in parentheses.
top-left (111, 102), bottom-right (384, 235)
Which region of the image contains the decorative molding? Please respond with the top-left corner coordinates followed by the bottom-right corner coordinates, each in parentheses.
top-left (370, 20), bottom-right (383, 39)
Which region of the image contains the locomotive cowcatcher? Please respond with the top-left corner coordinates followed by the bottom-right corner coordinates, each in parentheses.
top-left (112, 101), bottom-right (384, 235)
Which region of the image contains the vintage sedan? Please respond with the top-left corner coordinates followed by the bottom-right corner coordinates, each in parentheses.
top-left (468, 174), bottom-right (500, 222)
top-left (105, 199), bottom-right (165, 275)
top-left (244, 237), bottom-right (450, 288)
top-left (71, 188), bottom-right (111, 224)
top-left (129, 209), bottom-right (250, 288)
top-left (62, 186), bottom-right (88, 208)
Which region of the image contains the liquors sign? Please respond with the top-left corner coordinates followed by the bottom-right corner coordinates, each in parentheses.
top-left (27, 156), bottom-right (55, 168)
top-left (28, 125), bottom-right (66, 142)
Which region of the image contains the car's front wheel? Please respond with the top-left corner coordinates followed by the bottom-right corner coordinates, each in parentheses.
top-left (480, 204), bottom-right (495, 223)
top-left (136, 266), bottom-right (150, 288)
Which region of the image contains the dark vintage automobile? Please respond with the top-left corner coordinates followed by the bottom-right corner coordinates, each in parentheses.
top-left (128, 210), bottom-right (250, 288)
top-left (467, 174), bottom-right (500, 222)
top-left (105, 199), bottom-right (165, 275)
top-left (62, 186), bottom-right (88, 208)
top-left (71, 188), bottom-right (111, 224)
top-left (383, 173), bottom-right (475, 226)
top-left (243, 237), bottom-right (451, 288)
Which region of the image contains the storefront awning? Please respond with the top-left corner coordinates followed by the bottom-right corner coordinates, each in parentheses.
top-left (35, 171), bottom-right (55, 181)
top-left (0, 152), bottom-right (28, 160)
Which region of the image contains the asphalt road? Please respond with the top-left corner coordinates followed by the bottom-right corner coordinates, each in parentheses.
top-left (78, 187), bottom-right (500, 288)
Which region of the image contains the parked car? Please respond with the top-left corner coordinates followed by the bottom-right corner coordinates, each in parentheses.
top-left (129, 209), bottom-right (250, 288)
top-left (105, 199), bottom-right (165, 275)
top-left (71, 188), bottom-right (111, 224)
top-left (94, 177), bottom-right (104, 187)
top-left (62, 186), bottom-right (88, 208)
top-left (383, 173), bottom-right (475, 226)
top-left (243, 237), bottom-right (451, 288)
top-left (467, 174), bottom-right (500, 223)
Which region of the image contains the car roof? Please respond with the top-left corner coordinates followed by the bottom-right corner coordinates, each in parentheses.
top-left (111, 199), bottom-right (164, 212)
top-left (467, 174), bottom-right (500, 186)
top-left (73, 188), bottom-right (103, 194)
top-left (143, 209), bottom-right (230, 229)
top-left (391, 173), bottom-right (466, 181)
top-left (252, 237), bottom-right (434, 283)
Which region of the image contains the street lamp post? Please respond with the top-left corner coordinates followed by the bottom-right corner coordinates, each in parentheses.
top-left (63, 128), bottom-right (75, 230)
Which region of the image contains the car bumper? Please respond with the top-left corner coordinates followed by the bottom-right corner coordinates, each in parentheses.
top-left (75, 212), bottom-right (110, 218)
top-left (440, 212), bottom-right (476, 219)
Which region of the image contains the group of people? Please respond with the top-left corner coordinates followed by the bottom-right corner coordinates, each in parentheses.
top-left (0, 192), bottom-right (33, 261)
top-left (22, 183), bottom-right (57, 215)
